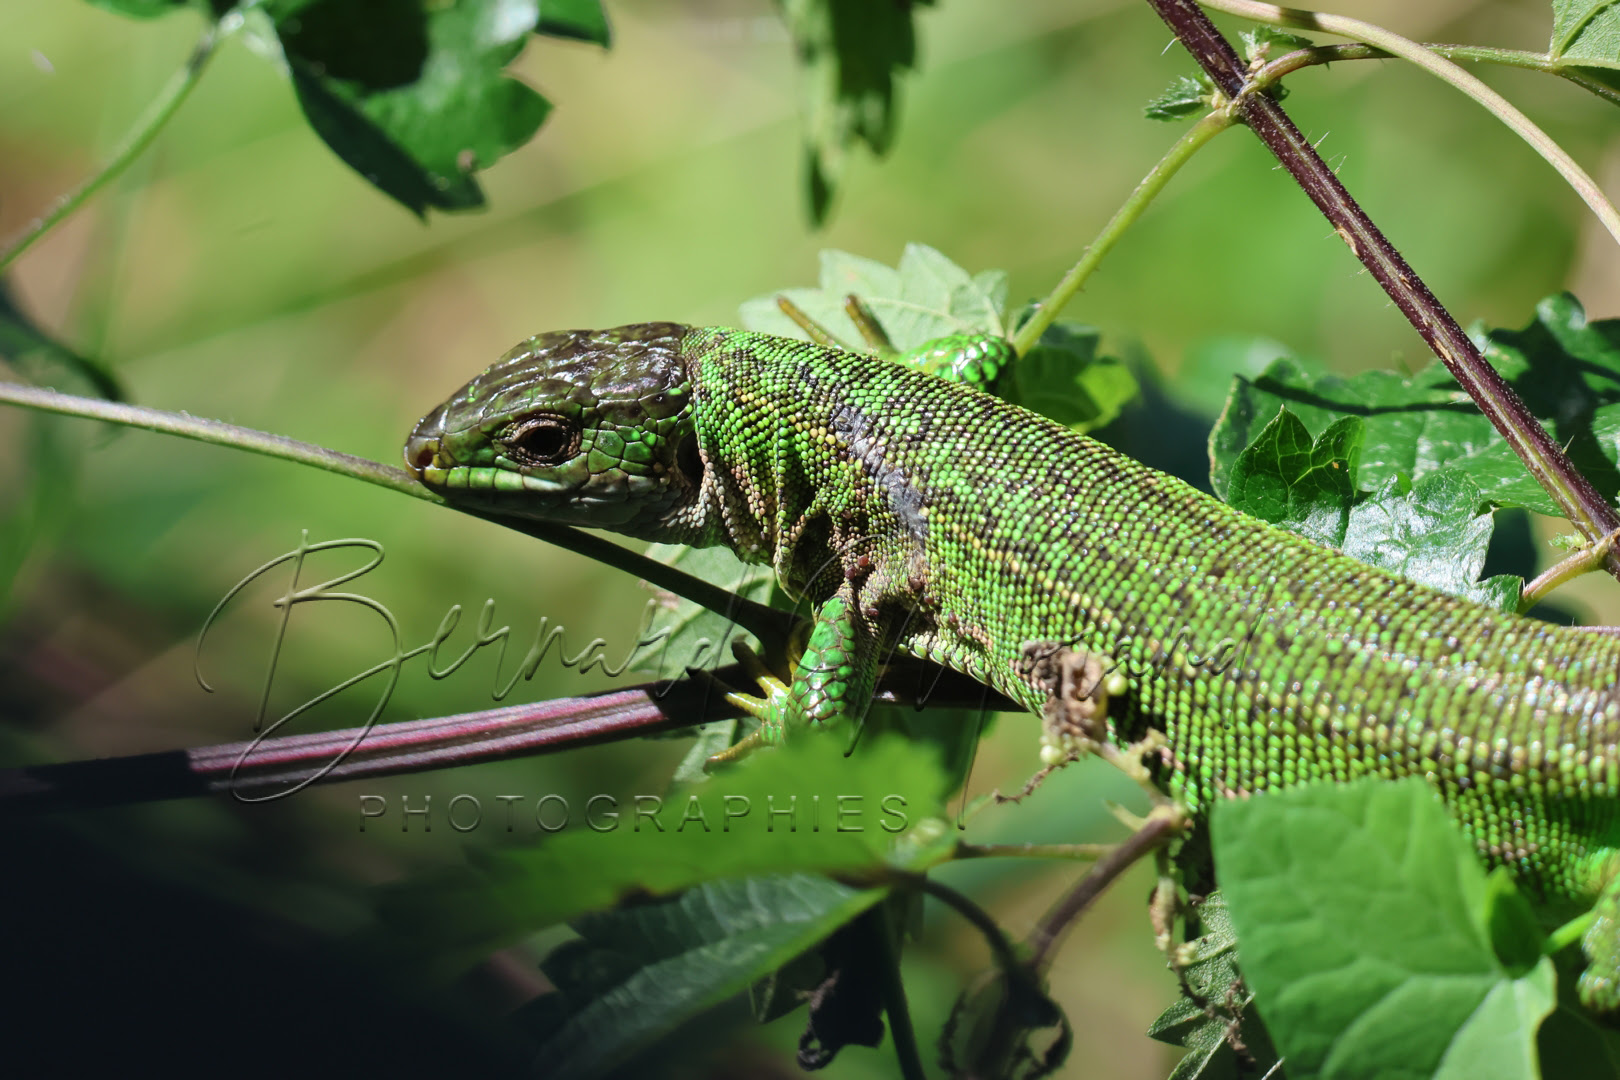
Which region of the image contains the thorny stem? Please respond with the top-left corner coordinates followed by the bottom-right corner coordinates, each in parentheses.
top-left (1149, 0), bottom-right (1620, 579)
top-left (0, 21), bottom-right (224, 275)
top-left (1201, 0), bottom-right (1620, 246)
top-left (1013, 109), bottom-right (1235, 356)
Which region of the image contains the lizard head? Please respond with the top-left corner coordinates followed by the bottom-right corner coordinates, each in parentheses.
top-left (405, 322), bottom-right (705, 532)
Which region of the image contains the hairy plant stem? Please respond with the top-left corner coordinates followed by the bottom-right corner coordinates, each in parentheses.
top-left (1200, 0), bottom-right (1620, 247)
top-left (0, 21), bottom-right (224, 275)
top-left (1014, 109), bottom-right (1235, 356)
top-left (1148, 0), bottom-right (1620, 579)
top-left (1253, 41), bottom-right (1620, 108)
top-left (0, 381), bottom-right (789, 642)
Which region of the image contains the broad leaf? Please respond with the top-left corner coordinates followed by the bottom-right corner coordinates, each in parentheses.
top-left (1209, 295), bottom-right (1620, 517)
top-left (518, 874), bottom-right (887, 1080)
top-left (1222, 410), bottom-right (1360, 548)
top-left (1551, 2), bottom-right (1620, 67)
top-left (1213, 779), bottom-right (1555, 1080)
top-left (373, 734), bottom-right (954, 973)
top-left (1341, 472), bottom-right (1521, 612)
top-left (270, 0), bottom-right (553, 215)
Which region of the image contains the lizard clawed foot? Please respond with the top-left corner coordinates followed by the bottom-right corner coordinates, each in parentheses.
top-left (702, 640), bottom-right (800, 770)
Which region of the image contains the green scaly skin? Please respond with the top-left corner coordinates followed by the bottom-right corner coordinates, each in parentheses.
top-left (405, 322), bottom-right (1620, 1012)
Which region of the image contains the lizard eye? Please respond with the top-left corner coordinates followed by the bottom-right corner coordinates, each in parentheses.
top-left (502, 415), bottom-right (579, 468)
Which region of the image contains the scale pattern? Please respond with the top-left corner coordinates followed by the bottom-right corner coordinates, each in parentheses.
top-left (407, 322), bottom-right (1620, 921)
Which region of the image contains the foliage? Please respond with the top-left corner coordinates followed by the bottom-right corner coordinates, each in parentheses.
top-left (8, 1), bottom-right (1620, 1078)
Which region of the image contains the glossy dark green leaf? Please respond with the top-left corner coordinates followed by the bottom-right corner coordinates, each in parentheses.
top-left (272, 0), bottom-right (552, 215)
top-left (1223, 409), bottom-right (1361, 548)
top-left (1210, 295), bottom-right (1620, 517)
top-left (1341, 472), bottom-right (1522, 612)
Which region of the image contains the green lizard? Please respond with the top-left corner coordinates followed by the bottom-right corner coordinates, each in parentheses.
top-left (404, 321), bottom-right (1620, 1014)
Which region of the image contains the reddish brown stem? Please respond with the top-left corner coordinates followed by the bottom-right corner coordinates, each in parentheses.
top-left (1146, 0), bottom-right (1620, 578)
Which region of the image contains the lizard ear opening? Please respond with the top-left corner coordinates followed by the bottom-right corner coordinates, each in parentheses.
top-left (675, 432), bottom-right (704, 488)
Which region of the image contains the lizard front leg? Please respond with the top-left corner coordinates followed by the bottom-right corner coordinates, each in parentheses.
top-left (709, 580), bottom-right (888, 765)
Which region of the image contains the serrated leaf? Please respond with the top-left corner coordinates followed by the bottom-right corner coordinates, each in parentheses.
top-left (536, 0), bottom-right (609, 46)
top-left (1148, 893), bottom-right (1282, 1080)
top-left (373, 734), bottom-right (953, 973)
top-left (1223, 410), bottom-right (1361, 548)
top-left (774, 0), bottom-right (933, 223)
top-left (1209, 295), bottom-right (1620, 517)
top-left (1241, 26), bottom-right (1314, 63)
top-left (1341, 471), bottom-right (1522, 611)
top-left (271, 0), bottom-right (552, 216)
top-left (741, 244), bottom-right (1005, 347)
top-left (1552, 1), bottom-right (1620, 67)
top-left (1145, 74), bottom-right (1212, 121)
top-left (522, 874), bottom-right (886, 1080)
top-left (1212, 778), bottom-right (1555, 1080)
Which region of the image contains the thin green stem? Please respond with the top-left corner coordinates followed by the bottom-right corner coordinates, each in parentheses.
top-left (0, 380), bottom-right (790, 643)
top-left (1202, 0), bottom-right (1620, 249)
top-left (1251, 41), bottom-right (1620, 110)
top-left (1013, 109), bottom-right (1235, 357)
top-left (1547, 911), bottom-right (1595, 955)
top-left (0, 22), bottom-right (225, 275)
top-left (953, 841), bottom-right (1111, 861)
top-left (1518, 527), bottom-right (1620, 612)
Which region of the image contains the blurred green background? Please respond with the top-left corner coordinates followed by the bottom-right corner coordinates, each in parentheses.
top-left (3, 1), bottom-right (1618, 1076)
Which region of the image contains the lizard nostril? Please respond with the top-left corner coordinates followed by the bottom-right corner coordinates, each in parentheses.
top-left (405, 434), bottom-right (440, 474)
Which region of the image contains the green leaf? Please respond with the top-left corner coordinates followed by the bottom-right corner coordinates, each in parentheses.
top-left (373, 734), bottom-right (954, 973)
top-left (1551, 2), bottom-right (1620, 66)
top-left (519, 874), bottom-right (886, 1080)
top-left (271, 0), bottom-right (552, 216)
top-left (1145, 75), bottom-right (1212, 121)
top-left (741, 244), bottom-right (1006, 347)
top-left (1241, 26), bottom-right (1314, 63)
top-left (1147, 893), bottom-right (1282, 1080)
top-left (1341, 472), bottom-right (1522, 612)
top-left (1223, 410), bottom-right (1361, 548)
top-left (1212, 779), bottom-right (1555, 1080)
top-left (773, 0), bottom-right (933, 223)
top-left (84, 0), bottom-right (209, 17)
top-left (536, 0), bottom-right (609, 46)
top-left (743, 247), bottom-right (1139, 431)
top-left (0, 280), bottom-right (123, 401)
top-left (1209, 294), bottom-right (1620, 517)
top-left (1001, 320), bottom-right (1139, 433)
